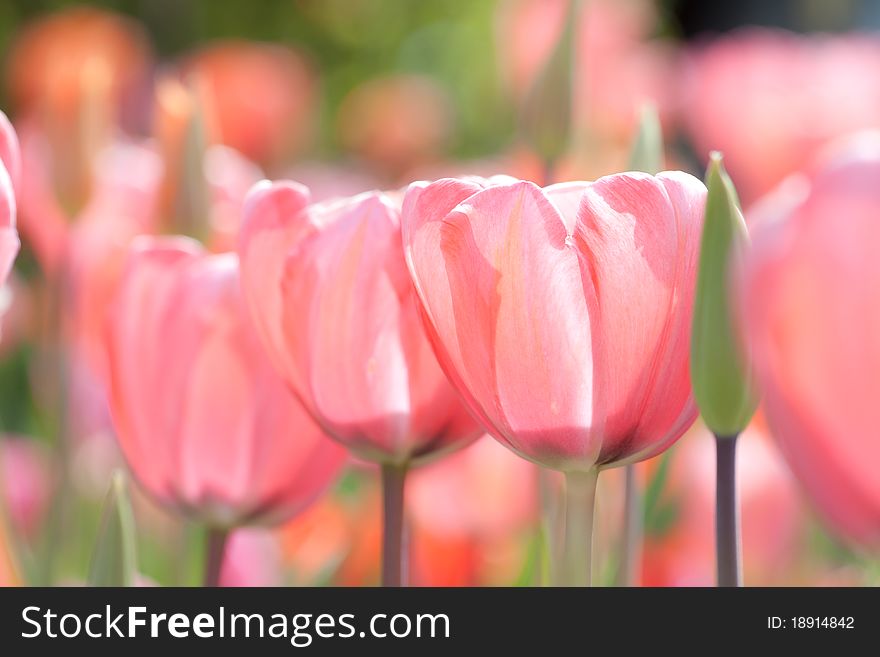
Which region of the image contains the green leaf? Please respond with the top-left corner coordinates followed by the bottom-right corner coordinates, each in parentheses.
top-left (691, 153), bottom-right (758, 437)
top-left (627, 103), bottom-right (663, 174)
top-left (519, 0), bottom-right (579, 167)
top-left (88, 471), bottom-right (138, 587)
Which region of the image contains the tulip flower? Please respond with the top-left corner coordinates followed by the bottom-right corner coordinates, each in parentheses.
top-left (7, 7), bottom-right (152, 215)
top-left (0, 111), bottom-right (21, 290)
top-left (683, 29), bottom-right (880, 204)
top-left (401, 172), bottom-right (705, 584)
top-left (497, 0), bottom-right (678, 167)
top-left (106, 236), bottom-right (346, 584)
top-left (336, 75), bottom-right (454, 180)
top-left (617, 103), bottom-right (665, 586)
top-left (238, 183), bottom-right (483, 585)
top-left (740, 149), bottom-right (880, 549)
top-left (0, 437), bottom-right (52, 540)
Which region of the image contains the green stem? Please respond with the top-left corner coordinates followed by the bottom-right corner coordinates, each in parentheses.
top-left (715, 433), bottom-right (742, 587)
top-left (381, 463), bottom-right (408, 587)
top-left (618, 463), bottom-right (642, 586)
top-left (558, 469), bottom-right (598, 587)
top-left (203, 527), bottom-right (229, 587)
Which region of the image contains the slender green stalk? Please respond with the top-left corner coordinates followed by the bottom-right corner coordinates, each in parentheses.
top-left (558, 469), bottom-right (598, 587)
top-left (381, 463), bottom-right (408, 587)
top-left (618, 464), bottom-right (642, 586)
top-left (203, 527), bottom-right (230, 588)
top-left (715, 434), bottom-right (742, 587)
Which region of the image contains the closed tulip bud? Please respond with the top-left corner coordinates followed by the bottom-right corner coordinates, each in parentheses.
top-left (520, 0), bottom-right (577, 169)
top-left (691, 154), bottom-right (757, 438)
top-left (154, 77), bottom-right (213, 238)
top-left (106, 236), bottom-right (345, 529)
top-left (88, 471), bottom-right (138, 587)
top-left (628, 103), bottom-right (663, 175)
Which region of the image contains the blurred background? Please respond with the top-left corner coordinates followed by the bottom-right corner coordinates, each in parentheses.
top-left (0, 0), bottom-right (878, 587)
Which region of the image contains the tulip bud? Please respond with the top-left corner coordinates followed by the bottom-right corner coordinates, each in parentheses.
top-left (520, 0), bottom-right (578, 170)
top-left (154, 76), bottom-right (212, 239)
top-left (627, 103), bottom-right (663, 174)
top-left (88, 470), bottom-right (138, 587)
top-left (691, 153), bottom-right (757, 437)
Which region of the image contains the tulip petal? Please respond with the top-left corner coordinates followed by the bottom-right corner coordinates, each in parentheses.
top-left (417, 180), bottom-right (597, 469)
top-left (238, 180), bottom-right (312, 388)
top-left (575, 171), bottom-right (704, 464)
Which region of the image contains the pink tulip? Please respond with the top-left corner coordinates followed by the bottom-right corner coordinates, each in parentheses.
top-left (0, 437), bottom-right (52, 540)
top-left (402, 173), bottom-right (703, 585)
top-left (401, 173), bottom-right (704, 472)
top-left (497, 0), bottom-right (678, 143)
top-left (0, 111), bottom-right (20, 288)
top-left (238, 183), bottom-right (482, 466)
top-left (336, 75), bottom-right (454, 180)
top-left (106, 236), bottom-right (345, 527)
top-left (740, 150), bottom-right (880, 547)
top-left (219, 529), bottom-right (284, 587)
top-left (683, 29), bottom-right (880, 204)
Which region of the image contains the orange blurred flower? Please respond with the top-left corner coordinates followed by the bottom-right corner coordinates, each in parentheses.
top-left (180, 41), bottom-right (317, 169)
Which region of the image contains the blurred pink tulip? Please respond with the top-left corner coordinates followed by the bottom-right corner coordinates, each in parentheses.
top-left (401, 173), bottom-right (704, 472)
top-left (63, 140), bottom-right (163, 381)
top-left (336, 75), bottom-right (454, 180)
top-left (0, 112), bottom-right (20, 288)
top-left (497, 0), bottom-right (677, 143)
top-left (219, 529), bottom-right (284, 586)
top-left (106, 236), bottom-right (345, 526)
top-left (683, 29), bottom-right (880, 203)
top-left (741, 150), bottom-right (880, 547)
top-left (0, 437), bottom-right (52, 539)
top-left (239, 182), bottom-right (482, 465)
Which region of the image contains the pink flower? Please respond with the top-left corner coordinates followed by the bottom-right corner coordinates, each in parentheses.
top-left (0, 111), bottom-right (20, 288)
top-left (238, 183), bottom-right (482, 465)
top-left (683, 29), bottom-right (880, 204)
top-left (401, 173), bottom-right (704, 471)
top-left (0, 437), bottom-right (52, 539)
top-left (106, 236), bottom-right (345, 526)
top-left (740, 149), bottom-right (880, 547)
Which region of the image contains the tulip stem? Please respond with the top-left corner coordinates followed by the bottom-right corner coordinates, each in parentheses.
top-left (618, 464), bottom-right (642, 586)
top-left (203, 527), bottom-right (229, 587)
top-left (381, 463), bottom-right (408, 587)
top-left (559, 469), bottom-right (598, 587)
top-left (715, 433), bottom-right (742, 587)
